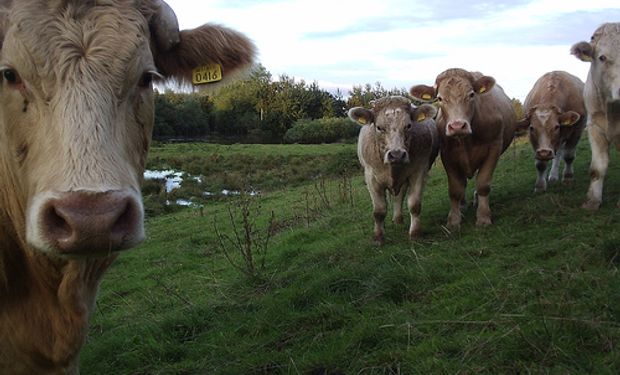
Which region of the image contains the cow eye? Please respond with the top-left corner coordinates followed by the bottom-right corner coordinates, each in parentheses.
top-left (529, 126), bottom-right (534, 132)
top-left (436, 96), bottom-right (443, 103)
top-left (2, 69), bottom-right (21, 85)
top-left (599, 55), bottom-right (607, 63)
top-left (376, 125), bottom-right (385, 132)
top-left (138, 72), bottom-right (155, 88)
top-left (468, 91), bottom-right (475, 99)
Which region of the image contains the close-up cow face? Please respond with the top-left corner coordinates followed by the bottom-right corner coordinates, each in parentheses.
top-left (572, 23), bottom-right (620, 102)
top-left (0, 3), bottom-right (156, 257)
top-left (0, 0), bottom-right (255, 258)
top-left (349, 98), bottom-right (436, 165)
top-left (410, 71), bottom-right (495, 137)
top-left (518, 106), bottom-right (581, 161)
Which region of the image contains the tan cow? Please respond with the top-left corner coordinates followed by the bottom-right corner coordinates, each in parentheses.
top-left (572, 23), bottom-right (620, 209)
top-left (0, 1), bottom-right (255, 374)
top-left (516, 71), bottom-right (586, 192)
top-left (349, 96), bottom-right (439, 244)
top-left (410, 68), bottom-right (517, 230)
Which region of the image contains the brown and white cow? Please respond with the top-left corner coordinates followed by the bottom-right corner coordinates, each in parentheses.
top-left (349, 96), bottom-right (439, 245)
top-left (516, 71), bottom-right (586, 192)
top-left (410, 68), bottom-right (517, 230)
top-left (0, 1), bottom-right (255, 374)
top-left (572, 23), bottom-right (620, 209)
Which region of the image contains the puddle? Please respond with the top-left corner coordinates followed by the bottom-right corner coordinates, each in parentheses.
top-left (144, 169), bottom-right (260, 206)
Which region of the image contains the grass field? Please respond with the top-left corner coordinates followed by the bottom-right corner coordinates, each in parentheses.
top-left (81, 139), bottom-right (619, 374)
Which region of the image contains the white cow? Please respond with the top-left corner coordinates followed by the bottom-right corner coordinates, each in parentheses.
top-left (572, 22), bottom-right (620, 209)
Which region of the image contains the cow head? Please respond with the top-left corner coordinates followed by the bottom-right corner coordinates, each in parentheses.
top-left (349, 96), bottom-right (437, 164)
top-left (572, 23), bottom-right (620, 101)
top-left (516, 106), bottom-right (581, 161)
top-left (0, 0), bottom-right (255, 257)
top-left (410, 68), bottom-right (495, 137)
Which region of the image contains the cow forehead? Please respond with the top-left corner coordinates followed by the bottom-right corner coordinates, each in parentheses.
top-left (532, 108), bottom-right (559, 128)
top-left (439, 76), bottom-right (472, 97)
top-left (3, 3), bottom-right (152, 91)
top-left (376, 106), bottom-right (411, 123)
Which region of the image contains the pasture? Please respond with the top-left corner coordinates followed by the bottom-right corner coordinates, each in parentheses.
top-left (82, 139), bottom-right (619, 374)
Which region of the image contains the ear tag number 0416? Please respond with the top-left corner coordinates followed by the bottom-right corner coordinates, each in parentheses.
top-left (192, 64), bottom-right (223, 85)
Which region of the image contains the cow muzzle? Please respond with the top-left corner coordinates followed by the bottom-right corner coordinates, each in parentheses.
top-left (28, 190), bottom-right (144, 256)
top-left (385, 149), bottom-right (409, 164)
top-left (535, 148), bottom-right (554, 161)
top-left (446, 120), bottom-right (472, 137)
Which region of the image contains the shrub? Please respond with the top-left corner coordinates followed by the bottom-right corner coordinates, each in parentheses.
top-left (284, 117), bottom-right (360, 144)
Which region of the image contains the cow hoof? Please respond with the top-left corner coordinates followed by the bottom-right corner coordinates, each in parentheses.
top-left (409, 230), bottom-right (422, 241)
top-left (582, 200), bottom-right (601, 211)
top-left (548, 176), bottom-right (559, 183)
top-left (476, 217), bottom-right (492, 227)
top-left (562, 178), bottom-right (574, 186)
top-left (374, 234), bottom-right (385, 246)
top-left (393, 216), bottom-right (404, 225)
top-left (533, 186), bottom-right (546, 193)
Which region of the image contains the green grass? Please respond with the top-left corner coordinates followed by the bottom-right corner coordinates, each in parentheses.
top-left (82, 138), bottom-right (620, 374)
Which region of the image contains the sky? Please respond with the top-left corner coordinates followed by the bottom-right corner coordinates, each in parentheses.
top-left (164, 0), bottom-right (620, 101)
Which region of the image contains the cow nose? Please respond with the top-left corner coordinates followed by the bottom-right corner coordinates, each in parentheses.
top-left (40, 191), bottom-right (143, 255)
top-left (535, 148), bottom-right (554, 161)
top-left (387, 149), bottom-right (408, 163)
top-left (447, 120), bottom-right (468, 135)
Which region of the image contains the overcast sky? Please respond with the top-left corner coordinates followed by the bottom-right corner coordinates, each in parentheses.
top-left (164, 0), bottom-right (620, 101)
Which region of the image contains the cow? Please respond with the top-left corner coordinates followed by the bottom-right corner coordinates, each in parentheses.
top-left (516, 71), bottom-right (586, 192)
top-left (0, 1), bottom-right (255, 374)
top-left (348, 96), bottom-right (439, 245)
top-left (410, 68), bottom-right (517, 230)
top-left (571, 22), bottom-right (620, 210)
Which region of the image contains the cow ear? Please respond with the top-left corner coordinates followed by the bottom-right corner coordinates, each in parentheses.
top-left (558, 111), bottom-right (581, 127)
top-left (473, 76), bottom-right (495, 95)
top-left (515, 117), bottom-right (530, 134)
top-left (348, 107), bottom-right (374, 126)
top-left (410, 85), bottom-right (436, 102)
top-left (413, 104), bottom-right (437, 123)
top-left (148, 1), bottom-right (256, 88)
top-left (571, 41), bottom-right (594, 62)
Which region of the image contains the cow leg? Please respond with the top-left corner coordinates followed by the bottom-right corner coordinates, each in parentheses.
top-left (446, 171), bottom-right (466, 230)
top-left (561, 147), bottom-right (576, 183)
top-left (475, 149), bottom-right (500, 226)
top-left (534, 159), bottom-right (549, 192)
top-left (392, 187), bottom-right (405, 225)
top-left (407, 173), bottom-right (426, 240)
top-left (366, 179), bottom-right (387, 245)
top-left (583, 122), bottom-right (609, 210)
top-left (548, 149), bottom-right (562, 183)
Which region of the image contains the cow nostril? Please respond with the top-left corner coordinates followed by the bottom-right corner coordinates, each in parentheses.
top-left (43, 206), bottom-right (72, 241)
top-left (111, 201), bottom-right (135, 237)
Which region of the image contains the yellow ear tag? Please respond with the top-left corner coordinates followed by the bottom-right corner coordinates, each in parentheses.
top-left (358, 117), bottom-right (367, 125)
top-left (192, 63), bottom-right (223, 85)
top-left (478, 86), bottom-right (486, 94)
top-left (416, 113), bottom-right (426, 122)
top-left (583, 55), bottom-right (593, 62)
top-left (422, 94), bottom-right (432, 100)
top-left (561, 119), bottom-right (575, 126)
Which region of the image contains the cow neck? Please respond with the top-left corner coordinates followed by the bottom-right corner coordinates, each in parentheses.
top-left (2, 251), bottom-right (117, 369)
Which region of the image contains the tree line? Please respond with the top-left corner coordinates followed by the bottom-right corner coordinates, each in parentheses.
top-left (154, 64), bottom-right (523, 144)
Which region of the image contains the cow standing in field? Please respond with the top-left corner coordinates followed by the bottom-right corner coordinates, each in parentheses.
top-left (349, 96), bottom-right (439, 244)
top-left (410, 69), bottom-right (517, 230)
top-left (572, 23), bottom-right (620, 209)
top-left (0, 1), bottom-right (255, 374)
top-left (517, 71), bottom-right (586, 192)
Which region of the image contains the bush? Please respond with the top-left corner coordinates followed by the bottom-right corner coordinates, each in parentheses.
top-left (283, 117), bottom-right (360, 144)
